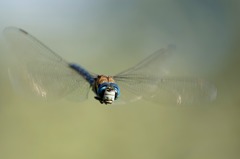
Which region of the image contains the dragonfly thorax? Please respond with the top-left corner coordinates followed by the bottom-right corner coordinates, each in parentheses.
top-left (93, 75), bottom-right (120, 104)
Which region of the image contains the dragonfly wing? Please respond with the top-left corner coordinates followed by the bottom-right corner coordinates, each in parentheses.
top-left (3, 27), bottom-right (91, 101)
top-left (114, 47), bottom-right (217, 105)
top-left (114, 75), bottom-right (217, 105)
top-left (116, 46), bottom-right (175, 76)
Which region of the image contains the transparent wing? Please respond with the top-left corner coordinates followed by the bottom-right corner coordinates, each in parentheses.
top-left (3, 27), bottom-right (92, 101)
top-left (114, 47), bottom-right (217, 105)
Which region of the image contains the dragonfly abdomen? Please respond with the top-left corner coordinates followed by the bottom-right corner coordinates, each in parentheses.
top-left (69, 63), bottom-right (95, 85)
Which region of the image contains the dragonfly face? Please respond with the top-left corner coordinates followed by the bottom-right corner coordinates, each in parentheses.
top-left (93, 75), bottom-right (120, 104)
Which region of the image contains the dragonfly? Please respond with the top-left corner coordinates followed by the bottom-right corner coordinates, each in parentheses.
top-left (2, 27), bottom-right (217, 105)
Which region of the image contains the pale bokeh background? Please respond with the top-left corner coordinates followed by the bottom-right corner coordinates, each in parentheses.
top-left (0, 0), bottom-right (239, 159)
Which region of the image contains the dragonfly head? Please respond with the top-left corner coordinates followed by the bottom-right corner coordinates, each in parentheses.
top-left (95, 82), bottom-right (120, 104)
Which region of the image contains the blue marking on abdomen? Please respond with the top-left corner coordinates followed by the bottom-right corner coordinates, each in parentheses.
top-left (69, 63), bottom-right (95, 85)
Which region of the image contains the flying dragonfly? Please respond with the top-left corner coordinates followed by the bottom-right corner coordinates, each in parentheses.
top-left (2, 27), bottom-right (217, 105)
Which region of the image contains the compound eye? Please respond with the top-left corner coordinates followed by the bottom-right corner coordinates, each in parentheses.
top-left (97, 83), bottom-right (109, 97)
top-left (110, 84), bottom-right (119, 92)
top-left (109, 83), bottom-right (120, 99)
top-left (98, 86), bottom-right (106, 96)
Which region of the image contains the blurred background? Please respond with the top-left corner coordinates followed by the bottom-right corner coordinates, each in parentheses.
top-left (0, 0), bottom-right (239, 159)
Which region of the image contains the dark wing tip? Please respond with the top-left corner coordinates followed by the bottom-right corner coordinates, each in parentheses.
top-left (18, 28), bottom-right (29, 35)
top-left (3, 26), bottom-right (28, 35)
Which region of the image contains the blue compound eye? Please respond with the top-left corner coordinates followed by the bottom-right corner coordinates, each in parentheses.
top-left (99, 86), bottom-right (106, 93)
top-left (97, 83), bottom-right (108, 97)
top-left (110, 83), bottom-right (120, 98)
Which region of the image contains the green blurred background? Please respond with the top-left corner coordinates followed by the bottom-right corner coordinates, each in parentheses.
top-left (0, 0), bottom-right (239, 159)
